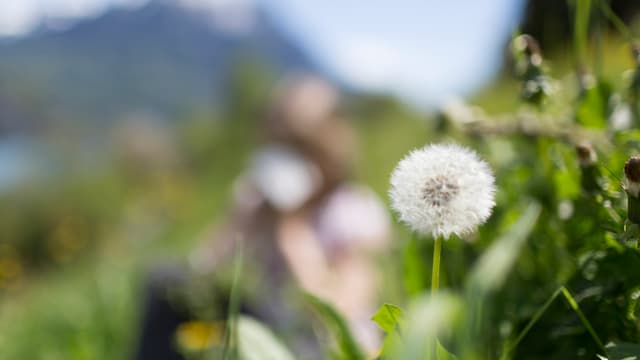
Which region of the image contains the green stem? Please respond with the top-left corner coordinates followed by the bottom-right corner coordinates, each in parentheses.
top-left (598, 0), bottom-right (634, 41)
top-left (432, 236), bottom-right (443, 293)
top-left (593, 2), bottom-right (603, 77)
top-left (430, 235), bottom-right (444, 360)
top-left (500, 287), bottom-right (563, 360)
top-left (499, 286), bottom-right (606, 360)
top-left (628, 195), bottom-right (640, 224)
top-left (222, 237), bottom-right (244, 360)
top-left (560, 287), bottom-right (606, 353)
top-left (573, 0), bottom-right (592, 70)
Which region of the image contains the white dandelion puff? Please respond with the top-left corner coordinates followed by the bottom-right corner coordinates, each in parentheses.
top-left (389, 143), bottom-right (496, 238)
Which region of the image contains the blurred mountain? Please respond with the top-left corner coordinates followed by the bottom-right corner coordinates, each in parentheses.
top-left (0, 0), bottom-right (323, 127)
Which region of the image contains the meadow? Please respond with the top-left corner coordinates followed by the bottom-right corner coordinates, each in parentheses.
top-left (3, 2), bottom-right (640, 359)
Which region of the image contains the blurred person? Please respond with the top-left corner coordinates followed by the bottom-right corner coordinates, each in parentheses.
top-left (136, 74), bottom-right (390, 359)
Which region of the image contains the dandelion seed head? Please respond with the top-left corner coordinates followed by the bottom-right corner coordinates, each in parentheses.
top-left (389, 143), bottom-right (496, 238)
top-left (422, 174), bottom-right (459, 207)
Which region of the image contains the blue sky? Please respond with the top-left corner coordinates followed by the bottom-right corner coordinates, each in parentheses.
top-left (266, 0), bottom-right (526, 106)
top-left (0, 0), bottom-right (527, 107)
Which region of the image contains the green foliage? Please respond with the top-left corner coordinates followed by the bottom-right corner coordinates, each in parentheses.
top-left (371, 303), bottom-right (404, 334)
top-left (467, 203), bottom-right (541, 295)
top-left (304, 292), bottom-right (367, 360)
top-left (0, 259), bottom-right (139, 360)
top-left (371, 303), bottom-right (405, 358)
top-left (375, 204), bottom-right (540, 360)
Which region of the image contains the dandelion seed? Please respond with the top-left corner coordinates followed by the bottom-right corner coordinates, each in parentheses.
top-left (389, 143), bottom-right (496, 238)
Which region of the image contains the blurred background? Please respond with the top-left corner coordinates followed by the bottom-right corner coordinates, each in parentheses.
top-left (2, 0), bottom-right (640, 359)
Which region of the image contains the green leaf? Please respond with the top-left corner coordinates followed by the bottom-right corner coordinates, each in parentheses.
top-left (304, 292), bottom-right (367, 360)
top-left (372, 303), bottom-right (406, 358)
top-left (371, 303), bottom-right (404, 334)
top-left (437, 341), bottom-right (459, 360)
top-left (236, 316), bottom-right (295, 360)
top-left (604, 342), bottom-right (640, 360)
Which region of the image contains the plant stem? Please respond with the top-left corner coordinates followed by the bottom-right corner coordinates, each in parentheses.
top-left (499, 286), bottom-right (606, 360)
top-left (429, 236), bottom-right (444, 360)
top-left (432, 236), bottom-right (443, 293)
top-left (560, 287), bottom-right (606, 353)
top-left (599, 0), bottom-right (634, 41)
top-left (500, 287), bottom-right (562, 360)
top-left (628, 195), bottom-right (640, 224)
top-left (222, 237), bottom-right (244, 360)
top-left (573, 0), bottom-right (592, 70)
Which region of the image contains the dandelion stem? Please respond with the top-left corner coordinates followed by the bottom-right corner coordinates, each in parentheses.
top-left (431, 236), bottom-right (443, 293)
top-left (430, 235), bottom-right (443, 360)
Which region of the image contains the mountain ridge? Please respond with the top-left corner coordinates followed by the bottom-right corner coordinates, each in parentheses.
top-left (0, 0), bottom-right (325, 130)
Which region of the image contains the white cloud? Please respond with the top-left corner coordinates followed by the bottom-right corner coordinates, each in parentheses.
top-left (0, 0), bottom-right (151, 36)
top-left (0, 0), bottom-right (255, 36)
top-left (0, 1), bottom-right (40, 36)
top-left (178, 0), bottom-right (256, 34)
top-left (331, 38), bottom-right (467, 108)
top-left (45, 0), bottom-right (106, 17)
top-left (178, 0), bottom-right (251, 7)
top-left (333, 39), bottom-right (404, 90)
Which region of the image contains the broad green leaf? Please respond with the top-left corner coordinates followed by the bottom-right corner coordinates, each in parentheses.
top-left (371, 303), bottom-right (404, 334)
top-left (304, 292), bottom-right (366, 360)
top-left (236, 316), bottom-right (295, 360)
